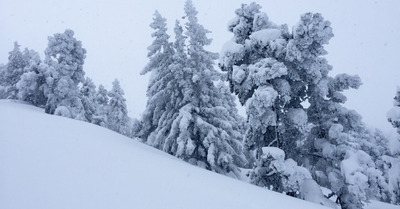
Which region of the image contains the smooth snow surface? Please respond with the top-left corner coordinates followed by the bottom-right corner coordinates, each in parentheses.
top-left (364, 201), bottom-right (400, 209)
top-left (0, 100), bottom-right (329, 209)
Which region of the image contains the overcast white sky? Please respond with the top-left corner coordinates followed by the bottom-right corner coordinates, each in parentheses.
top-left (1, 0), bottom-right (400, 134)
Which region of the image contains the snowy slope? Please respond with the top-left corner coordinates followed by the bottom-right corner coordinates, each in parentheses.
top-left (0, 100), bottom-right (328, 209)
top-left (0, 100), bottom-right (397, 209)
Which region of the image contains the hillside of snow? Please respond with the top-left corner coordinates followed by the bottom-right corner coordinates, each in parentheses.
top-left (0, 99), bottom-right (398, 209)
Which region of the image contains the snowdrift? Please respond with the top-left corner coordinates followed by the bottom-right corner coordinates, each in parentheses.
top-left (0, 100), bottom-right (396, 209)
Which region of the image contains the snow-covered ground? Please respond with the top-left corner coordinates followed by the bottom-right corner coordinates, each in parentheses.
top-left (0, 99), bottom-right (398, 209)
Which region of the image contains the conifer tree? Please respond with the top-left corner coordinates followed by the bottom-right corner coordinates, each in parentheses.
top-left (16, 52), bottom-right (49, 107)
top-left (1, 42), bottom-right (30, 99)
top-left (44, 29), bottom-right (86, 119)
top-left (80, 77), bottom-right (98, 122)
top-left (388, 87), bottom-right (400, 134)
top-left (385, 87), bottom-right (400, 204)
top-left (92, 84), bottom-right (109, 127)
top-left (138, 10), bottom-right (176, 145)
top-left (221, 3), bottom-right (391, 208)
top-left (219, 2), bottom-right (306, 160)
top-left (165, 0), bottom-right (246, 177)
top-left (107, 79), bottom-right (130, 136)
top-left (139, 1), bottom-right (246, 177)
top-left (0, 64), bottom-right (6, 98)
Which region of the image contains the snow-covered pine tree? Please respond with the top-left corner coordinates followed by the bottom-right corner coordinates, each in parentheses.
top-left (16, 50), bottom-right (49, 107)
top-left (44, 29), bottom-right (86, 119)
top-left (160, 20), bottom-right (189, 150)
top-left (92, 84), bottom-right (109, 127)
top-left (219, 2), bottom-right (307, 161)
top-left (0, 64), bottom-right (6, 98)
top-left (137, 10), bottom-right (176, 146)
top-left (1, 42), bottom-right (30, 99)
top-left (221, 3), bottom-right (393, 208)
top-left (388, 87), bottom-right (400, 134)
top-left (80, 77), bottom-right (98, 122)
top-left (385, 87), bottom-right (400, 204)
top-left (107, 79), bottom-right (130, 137)
top-left (162, 0), bottom-right (246, 177)
top-left (289, 13), bottom-right (388, 209)
top-left (139, 1), bottom-right (246, 177)
top-left (288, 12), bottom-right (392, 209)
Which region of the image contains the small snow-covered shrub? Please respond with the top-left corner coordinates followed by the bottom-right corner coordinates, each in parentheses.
top-left (250, 147), bottom-right (311, 196)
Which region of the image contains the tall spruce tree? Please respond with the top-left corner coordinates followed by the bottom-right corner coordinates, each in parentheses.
top-left (138, 10), bottom-right (176, 146)
top-left (139, 1), bottom-right (246, 177)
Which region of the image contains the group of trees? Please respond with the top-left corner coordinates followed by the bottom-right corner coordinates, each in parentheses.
top-left (0, 30), bottom-right (132, 138)
top-left (1, 1), bottom-right (399, 209)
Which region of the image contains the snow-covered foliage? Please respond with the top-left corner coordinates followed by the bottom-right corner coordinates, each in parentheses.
top-left (138, 0), bottom-right (246, 178)
top-left (107, 79), bottom-right (130, 137)
top-left (80, 77), bottom-right (98, 122)
top-left (92, 84), bottom-right (109, 127)
top-left (388, 87), bottom-right (400, 134)
top-left (220, 3), bottom-right (395, 209)
top-left (137, 10), bottom-right (176, 144)
top-left (0, 42), bottom-right (35, 99)
top-left (250, 147), bottom-right (311, 194)
top-left (16, 61), bottom-right (49, 107)
top-left (385, 87), bottom-right (400, 204)
top-left (0, 64), bottom-right (5, 99)
top-left (249, 147), bottom-right (338, 208)
top-left (1, 29), bottom-right (132, 137)
top-left (220, 3), bottom-right (311, 163)
top-left (381, 155), bottom-right (400, 204)
top-left (44, 29), bottom-right (86, 120)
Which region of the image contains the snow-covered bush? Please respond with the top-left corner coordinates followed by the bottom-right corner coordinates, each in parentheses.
top-left (250, 147), bottom-right (311, 195)
top-left (250, 147), bottom-right (337, 208)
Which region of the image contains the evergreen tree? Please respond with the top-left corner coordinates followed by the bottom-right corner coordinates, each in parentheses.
top-left (0, 64), bottom-right (6, 99)
top-left (139, 1), bottom-right (246, 177)
top-left (16, 50), bottom-right (49, 107)
top-left (92, 84), bottom-right (109, 127)
top-left (44, 29), bottom-right (86, 119)
top-left (219, 3), bottom-right (306, 161)
top-left (221, 3), bottom-right (392, 208)
top-left (385, 87), bottom-right (400, 204)
top-left (107, 79), bottom-right (130, 136)
top-left (164, 0), bottom-right (246, 177)
top-left (137, 10), bottom-right (176, 145)
top-left (80, 77), bottom-right (98, 122)
top-left (1, 42), bottom-right (30, 99)
top-left (388, 87), bottom-right (400, 134)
